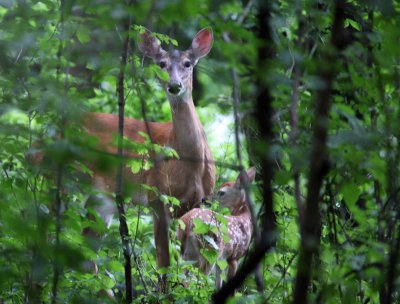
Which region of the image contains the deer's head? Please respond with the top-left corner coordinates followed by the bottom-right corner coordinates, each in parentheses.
top-left (138, 28), bottom-right (213, 102)
top-left (216, 167), bottom-right (256, 215)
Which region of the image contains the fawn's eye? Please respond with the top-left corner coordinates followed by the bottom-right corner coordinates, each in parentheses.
top-left (217, 190), bottom-right (225, 197)
top-left (159, 61), bottom-right (167, 69)
top-left (184, 61), bottom-right (191, 68)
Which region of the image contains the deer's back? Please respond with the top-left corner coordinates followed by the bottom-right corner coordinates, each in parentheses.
top-left (82, 113), bottom-right (172, 193)
top-left (83, 112), bottom-right (172, 154)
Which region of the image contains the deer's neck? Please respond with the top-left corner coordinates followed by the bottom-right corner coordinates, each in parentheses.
top-left (168, 95), bottom-right (207, 158)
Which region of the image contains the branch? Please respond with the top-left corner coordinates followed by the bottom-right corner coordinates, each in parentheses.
top-left (292, 2), bottom-right (351, 303)
top-left (266, 253), bottom-right (298, 302)
top-left (136, 39), bottom-right (170, 294)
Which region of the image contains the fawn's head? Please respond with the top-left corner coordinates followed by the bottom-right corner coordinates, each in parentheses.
top-left (138, 28), bottom-right (213, 102)
top-left (216, 167), bottom-right (256, 215)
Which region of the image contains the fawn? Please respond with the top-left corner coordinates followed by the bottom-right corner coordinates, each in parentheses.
top-left (178, 167), bottom-right (256, 289)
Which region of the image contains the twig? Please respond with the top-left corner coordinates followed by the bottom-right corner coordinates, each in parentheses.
top-left (266, 253), bottom-right (297, 301)
top-left (237, 0), bottom-right (255, 25)
top-left (132, 250), bottom-right (149, 295)
top-left (130, 205), bottom-right (149, 295)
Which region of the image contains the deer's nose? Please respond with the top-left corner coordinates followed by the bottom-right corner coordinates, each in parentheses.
top-left (167, 83), bottom-right (182, 95)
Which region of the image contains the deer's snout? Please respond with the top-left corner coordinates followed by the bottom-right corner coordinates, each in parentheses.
top-left (167, 82), bottom-right (182, 95)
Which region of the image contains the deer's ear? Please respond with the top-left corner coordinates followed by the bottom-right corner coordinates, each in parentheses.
top-left (138, 29), bottom-right (164, 59)
top-left (235, 167), bottom-right (256, 187)
top-left (191, 27), bottom-right (213, 59)
top-left (246, 167), bottom-right (256, 183)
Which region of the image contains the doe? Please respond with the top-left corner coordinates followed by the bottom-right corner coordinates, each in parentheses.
top-left (81, 28), bottom-right (216, 289)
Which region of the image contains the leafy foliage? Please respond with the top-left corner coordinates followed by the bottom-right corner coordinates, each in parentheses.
top-left (1, 0), bottom-right (400, 303)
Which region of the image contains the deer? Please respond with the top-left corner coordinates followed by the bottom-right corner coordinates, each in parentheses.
top-left (75, 28), bottom-right (216, 290)
top-left (177, 167), bottom-right (255, 289)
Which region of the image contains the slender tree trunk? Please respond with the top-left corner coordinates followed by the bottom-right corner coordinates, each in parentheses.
top-left (115, 15), bottom-right (133, 303)
top-left (292, 2), bottom-right (350, 303)
top-left (51, 1), bottom-right (67, 302)
top-left (290, 2), bottom-right (304, 226)
top-left (212, 1), bottom-right (276, 301)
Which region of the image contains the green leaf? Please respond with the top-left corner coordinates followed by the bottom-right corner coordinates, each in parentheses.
top-left (127, 159), bottom-right (142, 174)
top-left (99, 274), bottom-right (115, 290)
top-left (152, 65), bottom-right (169, 81)
top-left (275, 170), bottom-right (291, 186)
top-left (171, 39), bottom-right (178, 46)
top-left (107, 260), bottom-right (124, 273)
top-left (200, 248), bottom-right (218, 265)
top-left (217, 259), bottom-right (228, 271)
top-left (215, 213), bottom-right (227, 225)
top-left (159, 194), bottom-right (181, 206)
top-left (177, 219), bottom-right (185, 230)
top-left (161, 146), bottom-right (179, 159)
top-left (77, 27), bottom-right (90, 43)
top-left (344, 18), bottom-right (361, 31)
top-left (169, 196), bottom-right (181, 206)
top-left (341, 183), bottom-right (360, 206)
top-left (193, 218), bottom-right (210, 234)
top-left (160, 194), bottom-right (169, 205)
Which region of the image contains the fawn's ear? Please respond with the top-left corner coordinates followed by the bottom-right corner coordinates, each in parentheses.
top-left (191, 28), bottom-right (213, 59)
top-left (138, 29), bottom-right (165, 59)
top-left (246, 167), bottom-right (256, 183)
top-left (234, 167), bottom-right (256, 187)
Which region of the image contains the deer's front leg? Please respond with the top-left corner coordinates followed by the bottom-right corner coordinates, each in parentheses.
top-left (81, 194), bottom-right (117, 275)
top-left (215, 263), bottom-right (222, 290)
top-left (83, 194), bottom-right (117, 254)
top-left (151, 199), bottom-right (171, 293)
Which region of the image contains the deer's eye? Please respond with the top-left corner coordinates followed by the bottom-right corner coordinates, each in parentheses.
top-left (217, 190), bottom-right (225, 197)
top-left (159, 61), bottom-right (167, 69)
top-left (184, 61), bottom-right (191, 68)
